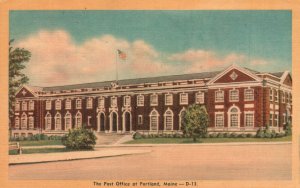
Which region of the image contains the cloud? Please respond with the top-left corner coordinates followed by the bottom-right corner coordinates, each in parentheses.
top-left (16, 30), bottom-right (272, 86)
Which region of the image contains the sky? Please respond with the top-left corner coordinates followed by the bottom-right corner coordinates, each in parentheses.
top-left (10, 10), bottom-right (291, 86)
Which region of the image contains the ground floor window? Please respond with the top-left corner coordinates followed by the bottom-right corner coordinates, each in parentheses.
top-left (215, 113), bottom-right (224, 127)
top-left (65, 113), bottom-right (72, 130)
top-left (75, 112), bottom-right (82, 128)
top-left (274, 113), bottom-right (278, 127)
top-left (28, 116), bottom-right (34, 129)
top-left (15, 117), bottom-right (20, 129)
top-left (245, 112), bottom-right (254, 127)
top-left (138, 115), bottom-right (143, 125)
top-left (150, 110), bottom-right (159, 131)
top-left (164, 109), bottom-right (173, 131)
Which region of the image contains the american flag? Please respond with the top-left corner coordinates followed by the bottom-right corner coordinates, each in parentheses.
top-left (117, 49), bottom-right (127, 61)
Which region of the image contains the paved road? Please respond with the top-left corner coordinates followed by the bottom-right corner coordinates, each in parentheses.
top-left (9, 143), bottom-right (291, 180)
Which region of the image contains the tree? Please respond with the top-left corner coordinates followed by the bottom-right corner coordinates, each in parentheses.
top-left (9, 39), bottom-right (31, 125)
top-left (61, 127), bottom-right (97, 150)
top-left (181, 104), bottom-right (209, 142)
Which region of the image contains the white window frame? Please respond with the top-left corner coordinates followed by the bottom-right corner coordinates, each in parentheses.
top-left (229, 89), bottom-right (239, 102)
top-left (87, 116), bottom-right (92, 126)
top-left (138, 115), bottom-right (143, 125)
top-left (150, 94), bottom-right (158, 106)
top-left (283, 113), bottom-right (286, 124)
top-left (137, 95), bottom-right (144, 107)
top-left (29, 100), bottom-right (34, 111)
top-left (244, 111), bottom-right (254, 127)
top-left (215, 112), bottom-right (224, 128)
top-left (98, 97), bottom-right (105, 108)
top-left (149, 109), bottom-right (159, 131)
top-left (195, 92), bottom-right (204, 104)
top-left (64, 112), bottom-right (72, 130)
top-left (55, 99), bottom-right (62, 110)
top-left (15, 117), bottom-right (20, 128)
top-left (215, 90), bottom-right (224, 103)
top-left (76, 99), bottom-right (82, 109)
top-left (65, 99), bottom-right (71, 109)
top-left (22, 101), bottom-right (27, 111)
top-left (45, 113), bottom-right (52, 130)
top-left (289, 93), bottom-right (292, 104)
top-left (124, 96), bottom-right (131, 107)
top-left (282, 91), bottom-right (285, 103)
top-left (244, 88), bottom-right (254, 101)
top-left (269, 112), bottom-right (273, 127)
top-left (55, 113), bottom-right (62, 130)
top-left (15, 101), bottom-right (20, 111)
top-left (46, 100), bottom-right (52, 110)
top-left (180, 93), bottom-right (188, 105)
top-left (164, 108), bottom-right (174, 131)
top-left (274, 112), bottom-right (279, 127)
top-left (21, 113), bottom-right (27, 129)
top-left (86, 97), bottom-right (93, 109)
top-left (269, 88), bottom-right (273, 101)
top-left (228, 106), bottom-right (241, 128)
top-left (165, 94), bottom-right (173, 105)
top-left (75, 112), bottom-right (82, 128)
top-left (111, 97), bottom-right (117, 107)
top-left (28, 116), bottom-right (34, 129)
top-left (274, 89), bottom-right (279, 102)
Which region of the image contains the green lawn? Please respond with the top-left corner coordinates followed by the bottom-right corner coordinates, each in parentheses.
top-left (125, 135), bottom-right (292, 144)
top-left (9, 148), bottom-right (94, 155)
top-left (12, 140), bottom-right (63, 147)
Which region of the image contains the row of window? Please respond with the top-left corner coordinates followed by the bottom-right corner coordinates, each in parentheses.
top-left (269, 89), bottom-right (292, 103)
top-left (215, 110), bottom-right (254, 128)
top-left (15, 101), bottom-right (34, 111)
top-left (215, 88), bottom-right (254, 103)
top-left (14, 113), bottom-right (34, 129)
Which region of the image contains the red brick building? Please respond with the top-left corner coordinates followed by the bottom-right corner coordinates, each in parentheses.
top-left (11, 64), bottom-right (292, 137)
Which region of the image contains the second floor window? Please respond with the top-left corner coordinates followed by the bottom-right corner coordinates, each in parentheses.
top-left (111, 97), bottom-right (117, 107)
top-left (65, 99), bottom-right (71, 109)
top-left (165, 94), bottom-right (173, 105)
top-left (150, 94), bottom-right (158, 106)
top-left (180, 93), bottom-right (188, 105)
top-left (87, 98), bottom-right (93, 109)
top-left (196, 92), bottom-right (204, 104)
top-left (98, 97), bottom-right (105, 108)
top-left (269, 89), bottom-right (273, 101)
top-left (274, 90), bottom-right (278, 102)
top-left (124, 96), bottom-right (131, 107)
top-left (76, 99), bottom-right (82, 109)
top-left (22, 101), bottom-right (27, 111)
top-left (137, 95), bottom-right (144, 106)
top-left (55, 100), bottom-right (62, 110)
top-left (46, 100), bottom-right (51, 110)
top-left (244, 89), bottom-right (254, 101)
top-left (29, 101), bottom-right (34, 110)
top-left (229, 89), bottom-right (239, 102)
top-left (215, 90), bottom-right (224, 102)
top-left (15, 101), bottom-right (20, 111)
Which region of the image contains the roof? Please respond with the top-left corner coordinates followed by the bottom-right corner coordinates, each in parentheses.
top-left (270, 72), bottom-right (285, 78)
top-left (39, 71), bottom-right (221, 92)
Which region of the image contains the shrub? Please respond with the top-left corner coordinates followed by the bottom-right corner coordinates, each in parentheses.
top-left (230, 133), bottom-right (238, 138)
top-left (246, 133), bottom-right (253, 138)
top-left (209, 133), bottom-right (218, 138)
top-left (256, 128), bottom-right (265, 138)
top-left (271, 130), bottom-right (277, 138)
top-left (61, 128), bottom-right (97, 150)
top-left (239, 133), bottom-right (247, 138)
top-left (264, 128), bottom-right (272, 138)
top-left (223, 133), bottom-right (229, 138)
top-left (284, 122), bottom-right (292, 136)
top-left (217, 133), bottom-right (224, 138)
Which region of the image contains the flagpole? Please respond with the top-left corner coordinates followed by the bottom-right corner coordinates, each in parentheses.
top-left (116, 50), bottom-right (118, 83)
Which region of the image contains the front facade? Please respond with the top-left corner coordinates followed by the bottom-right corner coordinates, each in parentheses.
top-left (11, 64), bottom-right (292, 137)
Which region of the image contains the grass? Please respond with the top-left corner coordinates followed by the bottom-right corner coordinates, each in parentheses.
top-left (125, 135), bottom-right (292, 144)
top-left (9, 148), bottom-right (94, 155)
top-left (10, 140), bottom-right (63, 147)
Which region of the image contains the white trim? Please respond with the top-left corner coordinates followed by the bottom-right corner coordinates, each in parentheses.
top-left (15, 116), bottom-right (20, 128)
top-left (229, 89), bottom-right (239, 102)
top-left (98, 96), bottom-right (105, 108)
top-left (227, 105), bottom-right (241, 128)
top-left (179, 93), bottom-right (188, 105)
top-left (97, 111), bottom-right (105, 132)
top-left (55, 99), bottom-right (62, 110)
top-left (45, 112), bottom-right (52, 130)
top-left (244, 88), bottom-right (254, 101)
top-left (215, 112), bottom-right (224, 128)
top-left (86, 97), bottom-right (93, 109)
top-left (178, 107), bottom-right (186, 130)
top-left (150, 94), bottom-right (158, 106)
top-left (123, 95), bottom-right (131, 107)
top-left (64, 111), bottom-right (72, 130)
top-left (149, 108), bottom-right (159, 131)
top-left (75, 111), bottom-right (82, 128)
top-left (75, 98), bottom-right (82, 109)
top-left (165, 93), bottom-right (173, 105)
top-left (28, 116), bottom-right (34, 129)
top-left (22, 101), bottom-right (27, 111)
top-left (122, 110), bottom-right (132, 132)
top-left (21, 112), bottom-right (27, 129)
top-left (280, 71), bottom-right (290, 84)
top-left (164, 108), bottom-right (174, 131)
top-left (54, 112), bottom-right (62, 130)
top-left (244, 111), bottom-right (255, 128)
top-left (28, 100), bottom-right (34, 111)
top-left (65, 98), bottom-right (72, 109)
top-left (137, 94), bottom-right (144, 107)
top-left (46, 100), bottom-right (52, 110)
top-left (215, 90), bottom-right (224, 103)
top-left (110, 96), bottom-right (117, 107)
top-left (109, 111), bottom-right (118, 132)
top-left (138, 115), bottom-right (143, 125)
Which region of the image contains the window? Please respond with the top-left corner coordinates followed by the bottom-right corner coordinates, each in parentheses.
top-left (269, 89), bottom-right (273, 101)
top-left (98, 97), bottom-right (105, 108)
top-left (45, 113), bottom-right (52, 130)
top-left (150, 109), bottom-right (159, 131)
top-left (229, 89), bottom-right (239, 102)
top-left (75, 112), bottom-right (82, 128)
top-left (269, 113), bottom-right (273, 127)
top-left (29, 101), bottom-right (34, 111)
top-left (28, 116), bottom-right (34, 129)
top-left (282, 92), bottom-right (285, 103)
top-left (180, 93), bottom-right (188, 105)
top-left (164, 109), bottom-right (173, 130)
top-left (76, 99), bottom-right (82, 109)
top-left (64, 112), bottom-right (72, 130)
top-left (196, 92), bottom-right (204, 104)
top-left (87, 116), bottom-right (92, 126)
top-left (55, 113), bottom-right (62, 130)
top-left (15, 101), bottom-right (20, 111)
top-left (215, 113), bottom-right (224, 127)
top-left (124, 96), bottom-right (131, 107)
top-left (21, 113), bottom-right (27, 129)
top-left (229, 107), bottom-right (239, 127)
top-left (274, 90), bottom-right (278, 102)
top-left (137, 95), bottom-right (144, 106)
top-left (165, 94), bottom-right (173, 105)
top-left (274, 113), bottom-right (278, 127)
top-left (22, 101), bottom-right (27, 111)
top-left (87, 98), bottom-right (93, 109)
top-left (55, 100), bottom-right (62, 110)
top-left (285, 92), bottom-right (289, 103)
top-left (283, 113), bottom-right (286, 124)
top-left (215, 90), bottom-right (224, 102)
top-left (245, 112), bottom-right (254, 127)
top-left (150, 94), bottom-right (158, 106)
top-left (289, 93), bottom-right (292, 104)
top-left (244, 89), bottom-right (254, 101)
top-left (111, 97), bottom-right (117, 107)
top-left (15, 117), bottom-right (20, 128)
top-left (179, 108), bottom-right (186, 130)
top-left (65, 99), bottom-right (71, 109)
top-left (138, 115), bottom-right (143, 125)
top-left (46, 100), bottom-right (52, 110)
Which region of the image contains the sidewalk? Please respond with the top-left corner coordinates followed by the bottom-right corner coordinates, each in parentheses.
top-left (9, 148), bottom-right (151, 165)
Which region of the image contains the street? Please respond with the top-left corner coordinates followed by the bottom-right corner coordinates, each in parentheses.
top-left (9, 143), bottom-right (291, 180)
